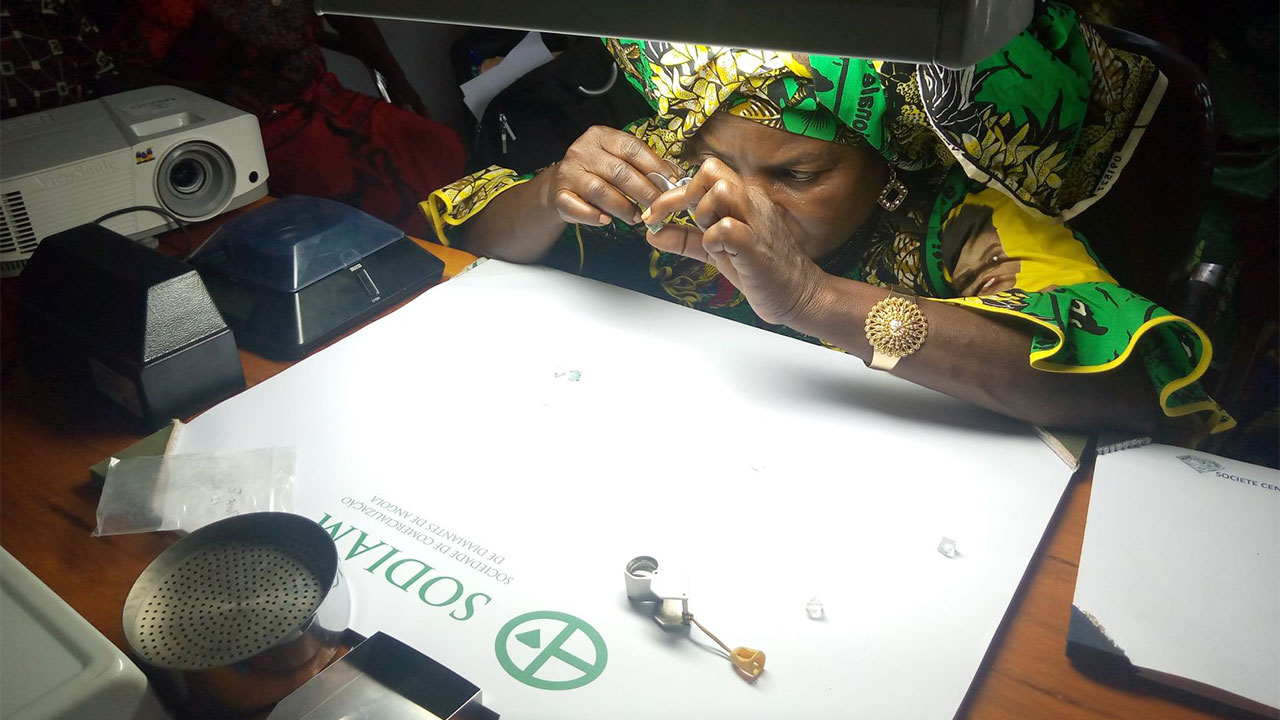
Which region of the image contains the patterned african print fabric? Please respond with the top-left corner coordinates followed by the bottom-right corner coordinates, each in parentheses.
top-left (607, 2), bottom-right (1162, 221)
top-left (422, 2), bottom-right (1233, 433)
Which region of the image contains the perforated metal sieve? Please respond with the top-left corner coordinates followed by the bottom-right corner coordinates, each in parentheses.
top-left (123, 512), bottom-right (350, 714)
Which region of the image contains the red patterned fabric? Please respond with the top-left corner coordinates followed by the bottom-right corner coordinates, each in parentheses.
top-left (134, 0), bottom-right (463, 237)
top-left (261, 72), bottom-right (464, 239)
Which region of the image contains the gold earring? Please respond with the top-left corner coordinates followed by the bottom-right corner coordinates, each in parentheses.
top-left (878, 167), bottom-right (908, 211)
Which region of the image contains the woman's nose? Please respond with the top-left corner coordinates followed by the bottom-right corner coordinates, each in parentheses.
top-left (743, 173), bottom-right (791, 209)
top-left (741, 171), bottom-right (773, 197)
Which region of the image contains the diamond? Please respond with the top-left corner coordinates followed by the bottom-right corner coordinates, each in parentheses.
top-left (805, 597), bottom-right (824, 619)
top-left (937, 537), bottom-right (959, 558)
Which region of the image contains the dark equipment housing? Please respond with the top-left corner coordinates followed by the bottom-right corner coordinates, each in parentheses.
top-left (20, 224), bottom-right (246, 430)
top-left (189, 195), bottom-right (445, 360)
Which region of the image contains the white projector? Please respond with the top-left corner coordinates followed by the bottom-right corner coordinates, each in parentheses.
top-left (0, 86), bottom-right (270, 276)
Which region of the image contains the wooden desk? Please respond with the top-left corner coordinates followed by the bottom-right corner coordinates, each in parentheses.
top-left (0, 205), bottom-right (1234, 720)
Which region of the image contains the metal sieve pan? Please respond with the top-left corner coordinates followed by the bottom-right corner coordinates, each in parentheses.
top-left (122, 512), bottom-right (350, 716)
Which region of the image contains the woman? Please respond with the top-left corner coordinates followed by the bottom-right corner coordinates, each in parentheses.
top-left (425, 3), bottom-right (1233, 437)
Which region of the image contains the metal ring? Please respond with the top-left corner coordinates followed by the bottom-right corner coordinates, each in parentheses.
top-left (578, 64), bottom-right (618, 96)
top-left (1190, 262), bottom-right (1225, 286)
top-left (624, 555), bottom-right (660, 601)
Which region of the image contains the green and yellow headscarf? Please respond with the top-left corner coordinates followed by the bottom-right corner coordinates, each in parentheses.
top-left (606, 2), bottom-right (1164, 221)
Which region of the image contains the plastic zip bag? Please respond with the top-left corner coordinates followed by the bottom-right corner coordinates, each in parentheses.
top-left (93, 447), bottom-right (297, 536)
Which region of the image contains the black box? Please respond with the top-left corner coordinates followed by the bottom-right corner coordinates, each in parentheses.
top-left (20, 224), bottom-right (245, 430)
top-left (189, 196), bottom-right (445, 360)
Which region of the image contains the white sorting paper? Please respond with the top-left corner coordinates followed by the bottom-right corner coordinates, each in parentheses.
top-left (461, 32), bottom-right (553, 120)
top-left (1073, 444), bottom-right (1280, 714)
top-left (174, 260), bottom-right (1072, 720)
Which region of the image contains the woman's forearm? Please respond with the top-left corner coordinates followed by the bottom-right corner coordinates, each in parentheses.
top-left (793, 275), bottom-right (1160, 433)
top-left (458, 171), bottom-right (568, 263)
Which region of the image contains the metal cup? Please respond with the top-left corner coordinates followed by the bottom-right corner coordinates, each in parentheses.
top-left (122, 512), bottom-right (350, 716)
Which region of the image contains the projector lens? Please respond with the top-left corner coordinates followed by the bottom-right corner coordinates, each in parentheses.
top-left (156, 141), bottom-right (235, 219)
top-left (170, 158), bottom-right (206, 194)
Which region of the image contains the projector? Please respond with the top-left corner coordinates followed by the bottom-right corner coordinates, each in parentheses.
top-left (0, 86), bottom-right (270, 276)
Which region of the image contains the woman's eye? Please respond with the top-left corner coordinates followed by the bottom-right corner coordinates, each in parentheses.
top-left (781, 169), bottom-right (818, 182)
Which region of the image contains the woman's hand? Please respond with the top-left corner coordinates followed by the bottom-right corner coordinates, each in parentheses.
top-left (542, 126), bottom-right (680, 227)
top-left (454, 126), bottom-right (679, 263)
top-left (642, 158), bottom-right (828, 326)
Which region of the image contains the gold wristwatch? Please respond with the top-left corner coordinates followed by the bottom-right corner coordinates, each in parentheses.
top-left (864, 285), bottom-right (928, 371)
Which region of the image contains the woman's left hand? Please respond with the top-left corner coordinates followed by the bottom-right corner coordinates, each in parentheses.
top-left (641, 158), bottom-right (827, 326)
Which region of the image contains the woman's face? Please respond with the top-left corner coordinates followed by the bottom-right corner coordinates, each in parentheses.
top-left (950, 228), bottom-right (1021, 296)
top-left (685, 112), bottom-right (888, 262)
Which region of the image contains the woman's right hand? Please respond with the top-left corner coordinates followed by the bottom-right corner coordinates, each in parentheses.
top-left (542, 126), bottom-right (681, 227)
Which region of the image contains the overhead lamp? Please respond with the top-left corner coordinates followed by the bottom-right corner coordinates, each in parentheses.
top-left (314, 0), bottom-right (1033, 69)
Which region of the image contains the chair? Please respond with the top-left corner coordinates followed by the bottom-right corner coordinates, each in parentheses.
top-left (1070, 25), bottom-right (1218, 323)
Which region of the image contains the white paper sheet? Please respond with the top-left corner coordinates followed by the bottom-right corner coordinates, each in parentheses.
top-left (1074, 444), bottom-right (1280, 711)
top-left (461, 32), bottom-right (553, 120)
top-left (175, 261), bottom-right (1072, 720)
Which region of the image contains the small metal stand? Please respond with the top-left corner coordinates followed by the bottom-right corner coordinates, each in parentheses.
top-left (623, 556), bottom-right (766, 681)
